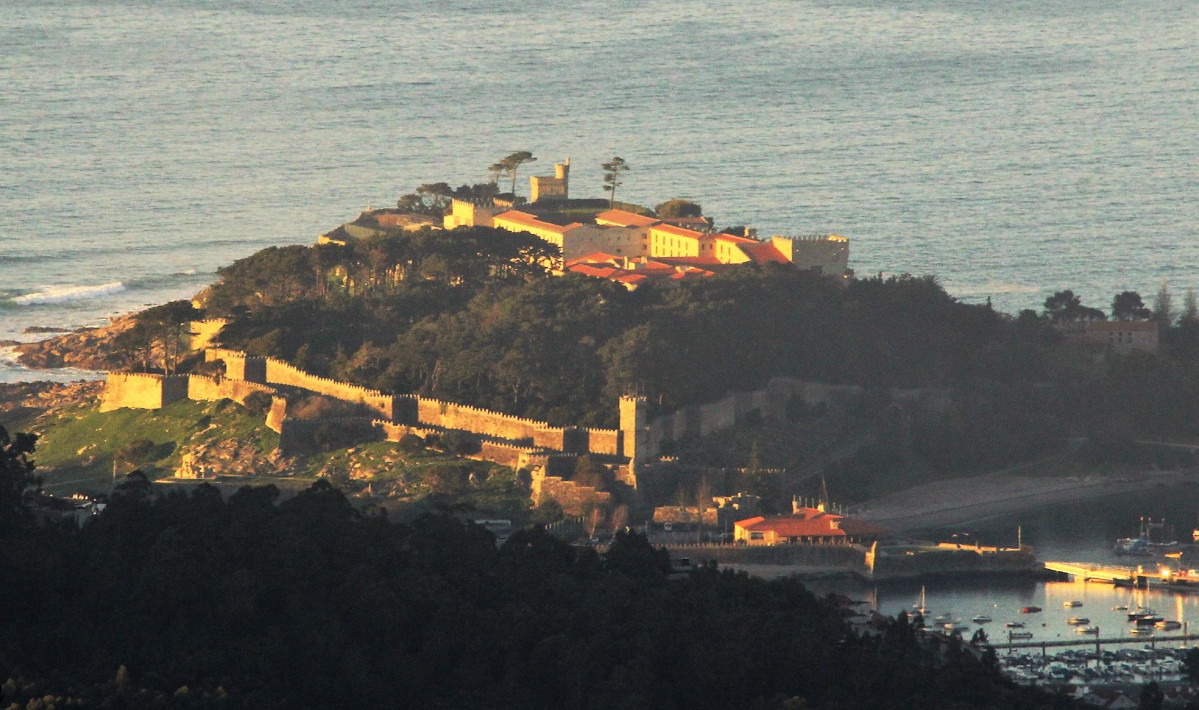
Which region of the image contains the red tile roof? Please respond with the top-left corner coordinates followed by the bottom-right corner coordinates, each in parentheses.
top-left (740, 242), bottom-right (791, 264)
top-left (713, 232), bottom-right (759, 245)
top-left (736, 509), bottom-right (885, 538)
top-left (594, 209), bottom-right (660, 228)
top-left (650, 223), bottom-right (708, 239)
top-left (494, 210), bottom-right (581, 234)
top-left (566, 251), bottom-right (621, 267)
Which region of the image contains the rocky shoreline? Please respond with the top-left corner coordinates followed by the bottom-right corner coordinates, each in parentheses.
top-left (0, 380), bottom-right (105, 426)
top-left (12, 314), bottom-right (136, 371)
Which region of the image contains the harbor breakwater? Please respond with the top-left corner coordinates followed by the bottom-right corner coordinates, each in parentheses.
top-left (667, 542), bottom-right (1042, 582)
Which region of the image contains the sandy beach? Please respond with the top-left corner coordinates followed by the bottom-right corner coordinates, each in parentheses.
top-left (853, 470), bottom-right (1199, 534)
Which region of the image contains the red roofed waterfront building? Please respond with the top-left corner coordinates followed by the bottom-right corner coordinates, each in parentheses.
top-left (735, 503), bottom-right (886, 545)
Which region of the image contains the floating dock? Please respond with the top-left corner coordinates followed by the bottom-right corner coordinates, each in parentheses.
top-left (1044, 560), bottom-right (1199, 591)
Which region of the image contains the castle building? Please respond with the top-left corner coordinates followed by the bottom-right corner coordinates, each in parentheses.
top-left (530, 158), bottom-right (570, 202)
top-left (441, 159), bottom-right (851, 280)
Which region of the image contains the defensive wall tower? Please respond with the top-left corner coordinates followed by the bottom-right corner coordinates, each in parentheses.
top-left (619, 394), bottom-right (650, 473)
top-left (530, 158), bottom-right (570, 203)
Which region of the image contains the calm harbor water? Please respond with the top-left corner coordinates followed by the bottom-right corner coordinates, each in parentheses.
top-left (812, 486), bottom-right (1199, 647)
top-left (2, 0), bottom-right (1197, 381)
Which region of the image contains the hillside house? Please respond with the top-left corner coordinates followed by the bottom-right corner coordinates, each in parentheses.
top-left (1061, 319), bottom-right (1159, 356)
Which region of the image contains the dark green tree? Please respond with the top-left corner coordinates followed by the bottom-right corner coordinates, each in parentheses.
top-left (1140, 681), bottom-right (1164, 710)
top-left (0, 425), bottom-right (37, 530)
top-left (1185, 647), bottom-right (1199, 684)
top-left (1111, 290), bottom-right (1151, 320)
top-left (489, 150), bottom-right (537, 196)
top-left (1043, 289), bottom-right (1105, 322)
top-left (601, 156), bottom-right (629, 208)
top-left (655, 198), bottom-right (703, 218)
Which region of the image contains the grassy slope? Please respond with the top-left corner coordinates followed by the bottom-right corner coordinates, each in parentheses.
top-left (31, 398), bottom-right (278, 490)
top-left (28, 398), bottom-right (531, 517)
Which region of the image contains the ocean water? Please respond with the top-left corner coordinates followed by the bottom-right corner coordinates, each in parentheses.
top-left (2, 0), bottom-right (1197, 381)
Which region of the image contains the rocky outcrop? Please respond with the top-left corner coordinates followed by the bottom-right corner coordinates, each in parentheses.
top-left (14, 315), bottom-right (138, 371)
top-left (0, 381), bottom-right (105, 421)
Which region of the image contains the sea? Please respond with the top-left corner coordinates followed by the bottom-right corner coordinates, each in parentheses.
top-left (3, 0), bottom-right (1198, 383)
top-left (3, 0), bottom-right (1199, 626)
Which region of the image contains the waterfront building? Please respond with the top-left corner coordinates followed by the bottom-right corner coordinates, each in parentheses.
top-left (735, 503), bottom-right (885, 545)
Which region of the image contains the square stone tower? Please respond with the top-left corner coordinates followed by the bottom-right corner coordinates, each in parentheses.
top-left (619, 394), bottom-right (648, 470)
top-left (530, 158), bottom-right (570, 203)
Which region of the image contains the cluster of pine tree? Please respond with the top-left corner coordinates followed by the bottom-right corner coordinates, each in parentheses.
top-left (1, 430), bottom-right (1074, 709)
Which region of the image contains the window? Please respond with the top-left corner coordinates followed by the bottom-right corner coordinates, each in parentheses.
top-left (750, 531), bottom-right (764, 540)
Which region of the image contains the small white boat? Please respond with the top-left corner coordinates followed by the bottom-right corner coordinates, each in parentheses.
top-left (1155, 620), bottom-right (1182, 631)
top-left (1066, 617), bottom-right (1090, 625)
top-left (912, 585), bottom-right (927, 615)
top-left (1064, 600), bottom-right (1083, 608)
top-left (1008, 631), bottom-right (1034, 640)
top-left (1130, 627), bottom-right (1154, 636)
top-left (971, 615), bottom-right (992, 624)
top-left (1076, 625), bottom-right (1099, 635)
top-left (1005, 622), bottom-right (1025, 629)
top-left (1113, 605), bottom-right (1128, 611)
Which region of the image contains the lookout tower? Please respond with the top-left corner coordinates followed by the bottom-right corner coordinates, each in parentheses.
top-left (531, 158), bottom-right (569, 203)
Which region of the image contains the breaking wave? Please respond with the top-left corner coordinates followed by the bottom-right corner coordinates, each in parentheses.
top-left (12, 282), bottom-right (126, 306)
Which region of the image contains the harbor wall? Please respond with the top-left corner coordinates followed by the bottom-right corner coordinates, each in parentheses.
top-left (663, 543), bottom-right (870, 571)
top-left (867, 545), bottom-right (1040, 581)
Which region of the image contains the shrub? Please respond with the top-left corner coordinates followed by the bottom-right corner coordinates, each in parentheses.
top-left (115, 439), bottom-right (155, 465)
top-left (398, 433), bottom-right (425, 453)
top-left (242, 391), bottom-right (273, 415)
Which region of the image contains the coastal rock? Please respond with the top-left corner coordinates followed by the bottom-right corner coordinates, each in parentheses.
top-left (13, 315), bottom-right (139, 371)
top-left (0, 380), bottom-right (105, 419)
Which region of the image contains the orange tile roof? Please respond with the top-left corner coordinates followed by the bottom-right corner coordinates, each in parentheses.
top-left (736, 509), bottom-right (885, 538)
top-left (660, 216), bottom-right (713, 229)
top-left (654, 255), bottom-right (723, 267)
top-left (595, 209), bottom-right (660, 228)
top-left (740, 242), bottom-right (791, 264)
top-left (713, 232), bottom-right (759, 245)
top-left (494, 210), bottom-right (581, 234)
top-left (568, 264), bottom-right (619, 278)
top-left (650, 222), bottom-right (707, 239)
top-left (566, 251), bottom-right (621, 267)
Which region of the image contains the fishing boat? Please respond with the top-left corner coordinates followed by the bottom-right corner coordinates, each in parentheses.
top-left (1112, 605), bottom-right (1129, 611)
top-left (1135, 614), bottom-right (1164, 626)
top-left (1128, 608), bottom-right (1159, 622)
top-left (1063, 600), bottom-right (1083, 608)
top-left (933, 613), bottom-right (954, 624)
top-left (1020, 606), bottom-right (1042, 614)
top-left (971, 615), bottom-right (992, 624)
top-left (1076, 625), bottom-right (1099, 635)
top-left (1066, 617), bottom-right (1090, 626)
top-left (1004, 622), bottom-right (1025, 629)
top-left (1129, 627), bottom-right (1154, 636)
top-left (1008, 631), bottom-right (1034, 640)
top-left (1155, 620), bottom-right (1182, 631)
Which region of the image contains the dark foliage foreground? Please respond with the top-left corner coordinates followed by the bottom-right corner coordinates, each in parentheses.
top-left (0, 469), bottom-right (1075, 709)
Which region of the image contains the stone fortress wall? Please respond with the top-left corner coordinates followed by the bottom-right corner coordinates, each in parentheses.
top-left (99, 373), bottom-right (190, 412)
top-left (104, 346), bottom-right (949, 479)
top-left (101, 320), bottom-right (948, 513)
top-left (638, 378), bottom-right (950, 460)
